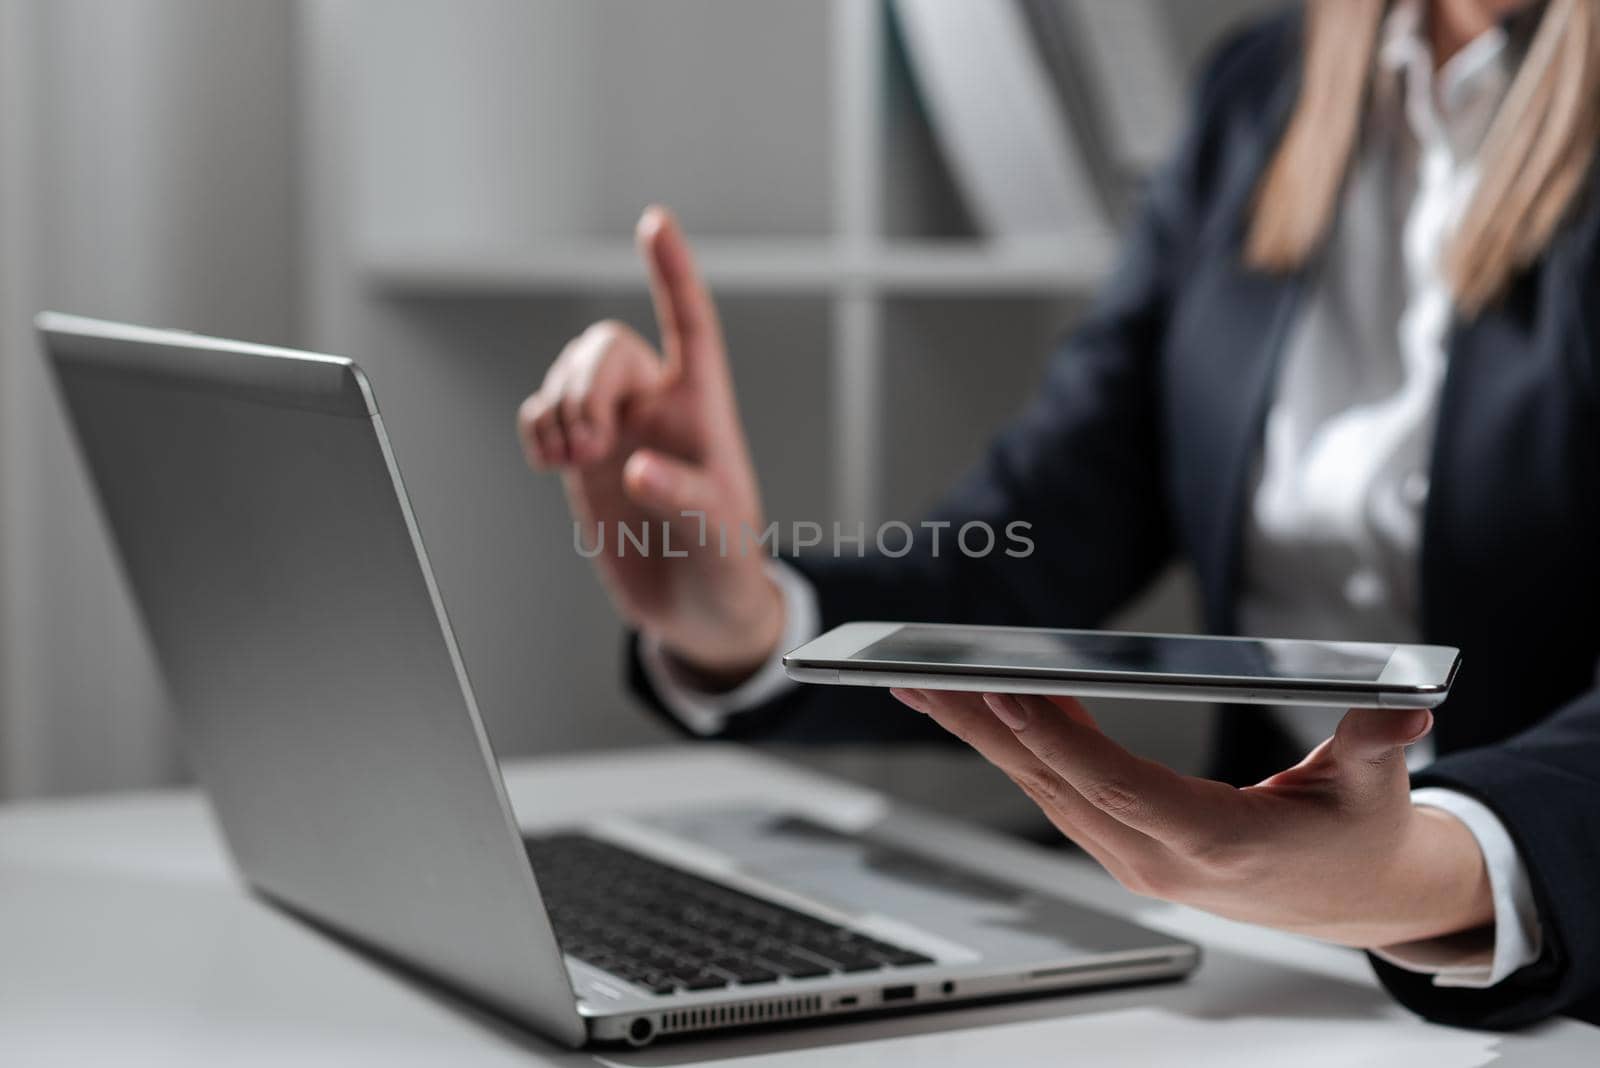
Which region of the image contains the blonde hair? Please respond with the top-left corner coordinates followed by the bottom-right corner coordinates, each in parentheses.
top-left (1246, 0), bottom-right (1600, 314)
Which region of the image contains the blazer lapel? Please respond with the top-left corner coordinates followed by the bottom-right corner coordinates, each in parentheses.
top-left (1167, 67), bottom-right (1307, 634)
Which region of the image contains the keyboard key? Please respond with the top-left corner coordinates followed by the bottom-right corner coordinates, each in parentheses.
top-left (708, 959), bottom-right (780, 985)
top-left (837, 958), bottom-right (883, 973)
top-left (759, 953), bottom-right (832, 979)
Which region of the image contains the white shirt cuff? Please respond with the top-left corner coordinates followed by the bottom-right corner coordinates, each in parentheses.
top-left (637, 560), bottom-right (821, 736)
top-left (1372, 787), bottom-right (1542, 989)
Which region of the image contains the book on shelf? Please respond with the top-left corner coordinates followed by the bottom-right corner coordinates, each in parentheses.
top-left (1051, 0), bottom-right (1186, 180)
top-left (891, 0), bottom-right (1186, 238)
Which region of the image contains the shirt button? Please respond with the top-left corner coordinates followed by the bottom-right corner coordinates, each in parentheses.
top-left (1402, 471), bottom-right (1430, 506)
top-left (1345, 569), bottom-right (1386, 608)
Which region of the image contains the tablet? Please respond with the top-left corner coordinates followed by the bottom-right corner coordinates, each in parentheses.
top-left (782, 622), bottom-right (1459, 708)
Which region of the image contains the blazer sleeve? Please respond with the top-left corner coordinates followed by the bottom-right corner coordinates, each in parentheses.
top-left (1369, 688), bottom-right (1600, 1028)
top-left (627, 19), bottom-right (1289, 743)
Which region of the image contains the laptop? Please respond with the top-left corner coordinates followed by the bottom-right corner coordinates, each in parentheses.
top-left (38, 313), bottom-right (1199, 1047)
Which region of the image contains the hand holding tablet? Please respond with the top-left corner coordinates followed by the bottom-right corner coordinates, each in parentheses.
top-left (801, 625), bottom-right (1486, 952)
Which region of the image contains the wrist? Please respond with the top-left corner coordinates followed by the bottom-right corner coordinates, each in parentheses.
top-left (664, 572), bottom-right (786, 691)
top-left (1414, 804), bottom-right (1496, 933)
top-left (1364, 804), bottom-right (1495, 948)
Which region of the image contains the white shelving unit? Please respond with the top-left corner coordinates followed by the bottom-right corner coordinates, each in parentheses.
top-left (355, 0), bottom-right (1118, 525)
top-left (366, 237), bottom-right (1115, 296)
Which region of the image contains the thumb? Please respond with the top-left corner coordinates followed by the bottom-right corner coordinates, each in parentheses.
top-left (1330, 706), bottom-right (1433, 795)
top-left (622, 448), bottom-right (720, 519)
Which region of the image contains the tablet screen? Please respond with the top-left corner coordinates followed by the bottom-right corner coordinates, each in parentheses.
top-left (852, 626), bottom-right (1397, 684)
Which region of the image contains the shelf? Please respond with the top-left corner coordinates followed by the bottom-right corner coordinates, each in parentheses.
top-left (868, 238), bottom-right (1115, 294)
top-left (364, 235), bottom-right (1117, 297)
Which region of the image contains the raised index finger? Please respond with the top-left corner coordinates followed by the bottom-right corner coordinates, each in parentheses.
top-left (636, 205), bottom-right (724, 381)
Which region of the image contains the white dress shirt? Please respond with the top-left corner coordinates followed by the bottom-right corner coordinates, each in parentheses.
top-left (641, 0), bottom-right (1540, 990)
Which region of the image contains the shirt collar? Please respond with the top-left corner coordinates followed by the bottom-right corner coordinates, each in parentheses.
top-left (1377, 0), bottom-right (1513, 158)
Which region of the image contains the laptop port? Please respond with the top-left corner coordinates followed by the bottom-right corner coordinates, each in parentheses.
top-left (881, 985), bottom-right (916, 1003)
top-left (836, 995), bottom-right (859, 1007)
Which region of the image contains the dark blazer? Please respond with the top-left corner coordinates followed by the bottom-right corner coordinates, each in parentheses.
top-left (629, 9), bottom-right (1600, 1029)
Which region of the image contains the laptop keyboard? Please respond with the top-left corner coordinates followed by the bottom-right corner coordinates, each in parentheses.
top-left (526, 832), bottom-right (934, 996)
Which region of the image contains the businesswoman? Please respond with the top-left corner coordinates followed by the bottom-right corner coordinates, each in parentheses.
top-left (519, 0), bottom-right (1600, 1029)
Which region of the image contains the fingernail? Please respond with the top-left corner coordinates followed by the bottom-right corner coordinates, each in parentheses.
top-left (984, 693), bottom-right (1028, 731)
top-left (634, 458), bottom-right (669, 495)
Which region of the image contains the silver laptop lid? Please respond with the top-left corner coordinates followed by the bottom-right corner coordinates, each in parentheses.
top-left (38, 313), bottom-right (585, 1046)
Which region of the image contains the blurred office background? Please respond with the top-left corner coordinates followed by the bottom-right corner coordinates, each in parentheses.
top-left (0, 0), bottom-right (1273, 831)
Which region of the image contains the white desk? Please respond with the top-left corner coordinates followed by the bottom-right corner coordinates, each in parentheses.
top-left (2, 745), bottom-right (1593, 1066)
